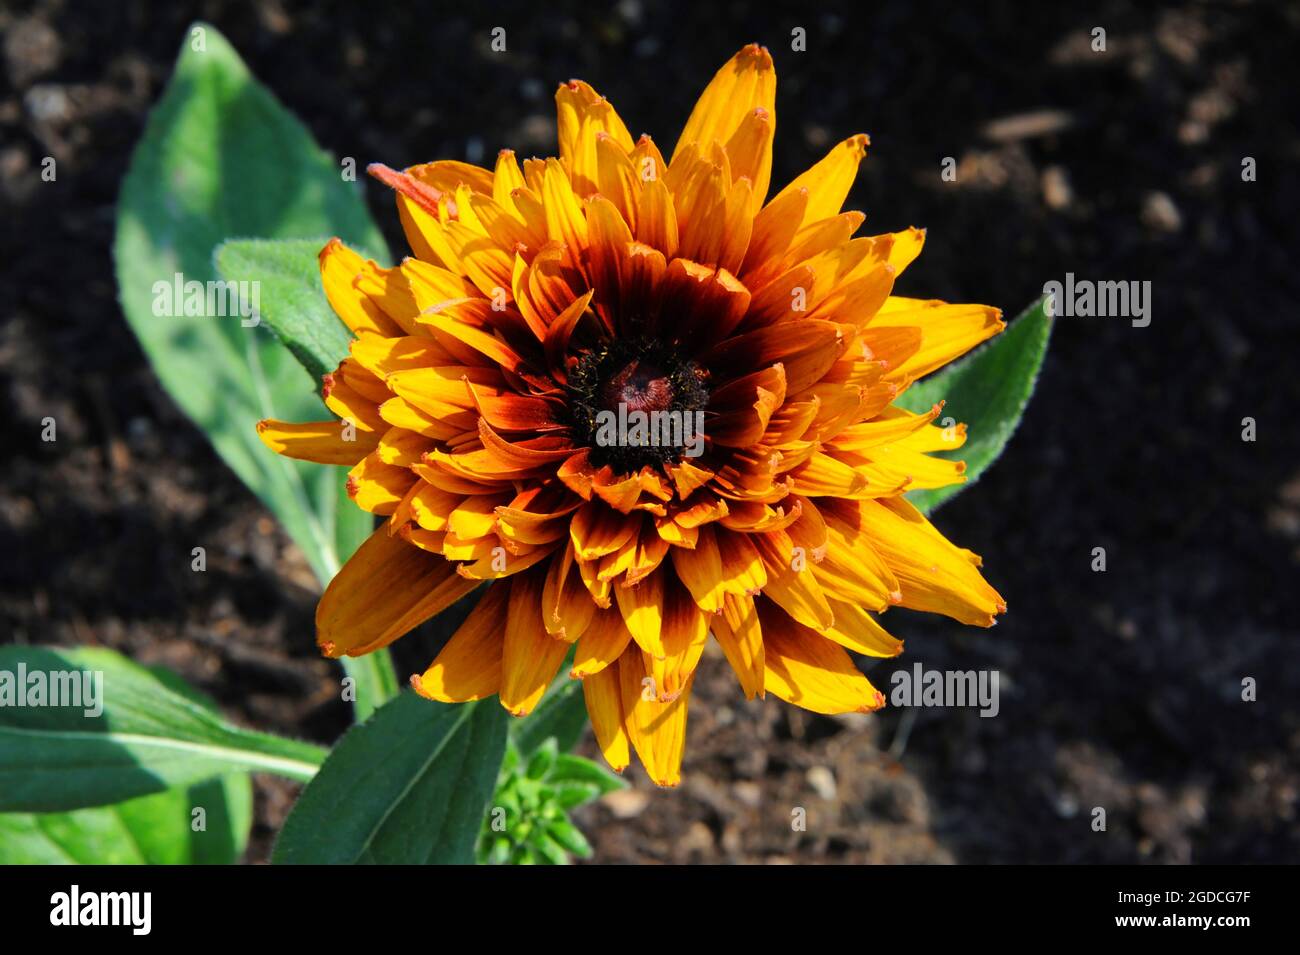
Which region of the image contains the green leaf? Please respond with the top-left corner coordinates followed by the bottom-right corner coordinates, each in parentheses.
top-left (0, 646), bottom-right (325, 812)
top-left (551, 783), bottom-right (600, 810)
top-left (897, 298), bottom-right (1052, 514)
top-left (0, 774), bottom-right (252, 865)
top-left (214, 238), bottom-right (353, 384)
top-left (273, 693), bottom-right (508, 864)
top-left (112, 21), bottom-right (385, 588)
top-left (545, 818), bottom-right (593, 858)
top-left (113, 23), bottom-right (399, 717)
top-left (548, 754), bottom-right (627, 794)
top-left (512, 673), bottom-right (588, 756)
top-left (0, 650), bottom-right (256, 863)
top-left (532, 830), bottom-right (573, 865)
top-left (340, 654), bottom-right (401, 724)
top-left (525, 738), bottom-right (558, 781)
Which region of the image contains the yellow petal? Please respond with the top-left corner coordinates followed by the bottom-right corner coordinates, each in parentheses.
top-left (768, 133), bottom-right (869, 232)
top-left (542, 157), bottom-right (589, 265)
top-left (884, 226), bottom-right (926, 275)
top-left (724, 106), bottom-right (774, 213)
top-left (615, 565), bottom-right (666, 657)
top-left (317, 525), bottom-right (478, 658)
top-left (572, 607), bottom-right (634, 678)
top-left (618, 649), bottom-right (692, 787)
top-left (412, 584), bottom-right (506, 701)
top-left (824, 599), bottom-right (904, 659)
top-left (556, 80), bottom-right (634, 195)
top-left (492, 148), bottom-right (527, 208)
top-left (710, 593), bottom-right (764, 699)
top-left (850, 497), bottom-right (1006, 626)
top-left (750, 530), bottom-right (835, 630)
top-left (346, 452), bottom-right (417, 515)
top-left (595, 134), bottom-right (641, 231)
top-left (636, 176), bottom-right (680, 260)
top-left (583, 664), bottom-right (630, 772)
top-left (256, 419), bottom-right (378, 465)
top-left (499, 569), bottom-right (570, 716)
top-left (318, 238), bottom-right (405, 337)
top-left (871, 299), bottom-right (1005, 379)
top-left (542, 541), bottom-right (598, 641)
top-left (669, 523), bottom-right (725, 612)
top-left (645, 577), bottom-right (708, 701)
top-left (758, 601), bottom-right (886, 715)
top-left (673, 44), bottom-right (776, 164)
top-left (447, 492), bottom-right (507, 540)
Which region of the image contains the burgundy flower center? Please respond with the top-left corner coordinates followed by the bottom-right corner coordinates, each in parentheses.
top-left (566, 337), bottom-right (711, 472)
top-left (600, 359), bottom-right (673, 415)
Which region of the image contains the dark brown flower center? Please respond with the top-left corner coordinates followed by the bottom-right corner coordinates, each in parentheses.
top-left (567, 338), bottom-right (710, 472)
top-left (600, 359), bottom-right (674, 415)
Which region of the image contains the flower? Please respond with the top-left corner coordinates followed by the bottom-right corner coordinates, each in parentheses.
top-left (257, 45), bottom-right (1006, 786)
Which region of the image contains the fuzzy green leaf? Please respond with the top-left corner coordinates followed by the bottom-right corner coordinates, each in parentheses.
top-left (111, 20), bottom-right (386, 584)
top-left (113, 22), bottom-right (399, 714)
top-left (214, 237), bottom-right (353, 384)
top-left (898, 298), bottom-right (1052, 514)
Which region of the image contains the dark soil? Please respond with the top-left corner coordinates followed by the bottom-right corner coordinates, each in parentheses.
top-left (2, 0), bottom-right (1297, 864)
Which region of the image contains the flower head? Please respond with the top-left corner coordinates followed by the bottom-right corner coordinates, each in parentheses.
top-left (257, 45), bottom-right (1006, 786)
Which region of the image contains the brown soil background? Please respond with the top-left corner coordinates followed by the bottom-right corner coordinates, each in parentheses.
top-left (2, 0), bottom-right (1298, 864)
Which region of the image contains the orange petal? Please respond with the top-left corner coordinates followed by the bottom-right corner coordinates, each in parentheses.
top-left (542, 540), bottom-right (598, 641)
top-left (317, 526), bottom-right (478, 658)
top-left (618, 648), bottom-right (692, 787)
top-left (673, 44), bottom-right (776, 164)
top-left (318, 239), bottom-right (405, 337)
top-left (645, 577), bottom-right (708, 701)
top-left (703, 320), bottom-right (846, 395)
top-left (256, 419), bottom-right (379, 465)
top-left (583, 664), bottom-right (630, 772)
top-left (769, 133), bottom-right (869, 232)
top-left (572, 607), bottom-right (634, 678)
top-left (758, 601), bottom-right (886, 715)
top-left (615, 564), bottom-right (666, 657)
top-left (711, 592), bottom-right (764, 699)
top-left (706, 364), bottom-right (786, 446)
top-left (412, 584), bottom-right (506, 701)
top-left (499, 568), bottom-right (570, 716)
top-left (556, 80), bottom-right (635, 196)
top-left (570, 501), bottom-right (640, 560)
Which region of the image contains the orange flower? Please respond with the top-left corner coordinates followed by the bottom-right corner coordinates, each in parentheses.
top-left (257, 45), bottom-right (1006, 786)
